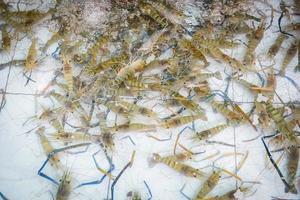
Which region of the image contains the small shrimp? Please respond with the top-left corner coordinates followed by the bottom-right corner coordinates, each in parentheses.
top-left (108, 123), bottom-right (157, 133)
top-left (194, 170), bottom-right (222, 199)
top-left (169, 91), bottom-right (206, 116)
top-left (56, 171), bottom-right (72, 200)
top-left (139, 2), bottom-right (169, 28)
top-left (1, 25), bottom-right (10, 51)
top-left (208, 47), bottom-right (249, 72)
top-left (36, 127), bottom-right (61, 169)
top-left (243, 20), bottom-right (265, 66)
top-left (280, 41), bottom-right (297, 75)
top-left (255, 101), bottom-right (271, 128)
top-left (285, 145), bottom-right (299, 194)
top-left (265, 101), bottom-right (297, 143)
top-left (150, 1), bottom-right (185, 26)
top-left (116, 59), bottom-right (146, 85)
top-left (160, 114), bottom-right (207, 129)
top-left (268, 34), bottom-right (287, 58)
top-left (118, 100), bottom-right (158, 118)
top-left (97, 99), bottom-right (130, 116)
top-left (210, 100), bottom-right (242, 122)
top-left (179, 39), bottom-right (208, 65)
top-left (25, 38), bottom-right (38, 72)
top-left (49, 118), bottom-right (64, 133)
top-left (62, 56), bottom-right (73, 93)
top-left (193, 82), bottom-right (212, 98)
top-left (193, 124), bottom-right (229, 141)
top-left (232, 104), bottom-right (257, 130)
top-left (149, 153), bottom-right (205, 178)
top-left (87, 35), bottom-right (110, 61)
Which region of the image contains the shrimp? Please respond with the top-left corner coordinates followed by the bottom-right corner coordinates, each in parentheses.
top-left (168, 91), bottom-right (206, 115)
top-left (210, 100), bottom-right (242, 122)
top-left (149, 153), bottom-right (205, 178)
top-left (49, 118), bottom-right (64, 133)
top-left (194, 170), bottom-right (222, 200)
top-left (194, 37), bottom-right (239, 50)
top-left (116, 59), bottom-right (146, 85)
top-left (1, 25), bottom-right (10, 51)
top-left (160, 114), bottom-right (207, 129)
top-left (280, 41), bottom-right (297, 75)
top-left (179, 39), bottom-right (208, 65)
top-left (232, 104), bottom-right (257, 130)
top-left (268, 34), bottom-right (287, 58)
top-left (265, 101), bottom-right (297, 143)
top-left (117, 100), bottom-right (158, 118)
top-left (36, 127), bottom-right (61, 169)
top-left (97, 113), bottom-right (115, 152)
top-left (97, 99), bottom-right (130, 116)
top-left (62, 56), bottom-right (73, 93)
top-left (255, 101), bottom-right (271, 128)
top-left (150, 1), bottom-right (185, 26)
top-left (193, 82), bottom-right (212, 98)
top-left (52, 132), bottom-right (95, 143)
top-left (25, 38), bottom-right (38, 72)
top-left (139, 2), bottom-right (169, 28)
top-left (207, 47), bottom-right (249, 72)
top-left (108, 123), bottom-right (157, 133)
top-left (87, 35), bottom-right (110, 61)
top-left (192, 124), bottom-right (229, 141)
top-left (56, 171), bottom-right (72, 200)
top-left (285, 145), bottom-right (299, 194)
top-left (243, 20), bottom-right (265, 66)
top-left (86, 53), bottom-right (128, 75)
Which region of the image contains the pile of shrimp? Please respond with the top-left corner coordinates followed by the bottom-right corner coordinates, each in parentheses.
top-left (0, 0), bottom-right (300, 199)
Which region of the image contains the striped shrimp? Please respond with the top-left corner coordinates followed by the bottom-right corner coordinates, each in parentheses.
top-left (25, 38), bottom-right (38, 72)
top-left (108, 123), bottom-right (157, 133)
top-left (36, 127), bottom-right (61, 169)
top-left (168, 91), bottom-right (206, 116)
top-left (268, 34), bottom-right (287, 58)
top-left (192, 124), bottom-right (229, 141)
top-left (194, 170), bottom-right (222, 200)
top-left (160, 114), bottom-right (207, 129)
top-left (115, 59), bottom-right (146, 85)
top-left (149, 153), bottom-right (206, 178)
top-left (210, 100), bottom-right (242, 122)
top-left (285, 145), bottom-right (299, 194)
top-left (62, 56), bottom-right (73, 93)
top-left (179, 39), bottom-right (208, 65)
top-left (280, 41), bottom-right (297, 75)
top-left (1, 25), bottom-right (10, 51)
top-left (265, 101), bottom-right (297, 143)
top-left (243, 20), bottom-right (265, 67)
